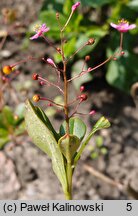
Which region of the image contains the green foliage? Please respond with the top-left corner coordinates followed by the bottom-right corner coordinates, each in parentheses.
top-left (25, 100), bottom-right (110, 197)
top-left (0, 103), bottom-right (25, 149)
top-left (74, 116), bottom-right (110, 165)
top-left (60, 116), bottom-right (86, 141)
top-left (25, 100), bottom-right (68, 193)
top-left (58, 134), bottom-right (80, 161)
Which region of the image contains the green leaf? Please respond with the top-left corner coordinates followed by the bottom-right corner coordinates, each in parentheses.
top-left (127, 0), bottom-right (138, 12)
top-left (14, 122), bottom-right (25, 136)
top-left (63, 0), bottom-right (73, 15)
top-left (74, 116), bottom-right (110, 165)
top-left (0, 128), bottom-right (9, 137)
top-left (58, 134), bottom-right (80, 161)
top-left (106, 49), bottom-right (138, 93)
top-left (93, 116), bottom-right (111, 131)
top-left (25, 100), bottom-right (67, 193)
top-left (34, 106), bottom-right (60, 141)
top-left (81, 0), bottom-right (115, 8)
top-left (15, 103), bottom-right (25, 119)
top-left (2, 106), bottom-right (15, 126)
top-left (0, 137), bottom-right (9, 149)
top-left (72, 60), bottom-right (92, 90)
top-left (60, 117), bottom-right (86, 141)
top-left (64, 37), bottom-right (76, 58)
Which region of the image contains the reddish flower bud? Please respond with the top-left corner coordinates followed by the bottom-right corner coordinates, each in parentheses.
top-left (87, 38), bottom-right (95, 45)
top-left (113, 57), bottom-right (117, 61)
top-left (79, 94), bottom-right (88, 101)
top-left (80, 85), bottom-right (85, 92)
top-left (121, 51), bottom-right (125, 55)
top-left (48, 103), bottom-right (53, 107)
top-left (88, 67), bottom-right (92, 71)
top-left (2, 76), bottom-right (9, 82)
top-left (32, 73), bottom-right (39, 80)
top-left (39, 81), bottom-right (45, 86)
top-left (72, 2), bottom-right (80, 12)
top-left (32, 94), bottom-right (40, 102)
top-left (56, 12), bottom-right (59, 19)
top-left (2, 65), bottom-right (13, 75)
top-left (85, 55), bottom-right (90, 61)
top-left (47, 58), bottom-right (56, 67)
top-left (89, 110), bottom-right (96, 115)
top-left (56, 47), bottom-right (61, 53)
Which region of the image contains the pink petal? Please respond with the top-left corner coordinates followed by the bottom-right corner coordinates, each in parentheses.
top-left (30, 33), bottom-right (39, 40)
top-left (110, 23), bottom-right (118, 29)
top-left (128, 24), bottom-right (136, 30)
top-left (43, 27), bottom-right (50, 33)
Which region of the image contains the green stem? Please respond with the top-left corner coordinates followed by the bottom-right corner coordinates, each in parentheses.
top-left (66, 161), bottom-right (72, 200)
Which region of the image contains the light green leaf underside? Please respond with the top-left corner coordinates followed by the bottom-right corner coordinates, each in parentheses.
top-left (25, 100), bottom-right (67, 193)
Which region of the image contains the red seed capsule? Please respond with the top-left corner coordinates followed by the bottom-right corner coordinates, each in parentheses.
top-left (32, 73), bottom-right (39, 80)
top-left (32, 94), bottom-right (40, 102)
top-left (79, 94), bottom-right (88, 101)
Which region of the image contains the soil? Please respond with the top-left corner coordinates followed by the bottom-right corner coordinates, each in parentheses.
top-left (0, 0), bottom-right (138, 200)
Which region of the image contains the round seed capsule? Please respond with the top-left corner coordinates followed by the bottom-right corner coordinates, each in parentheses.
top-left (33, 94), bottom-right (40, 102)
top-left (2, 65), bottom-right (12, 75)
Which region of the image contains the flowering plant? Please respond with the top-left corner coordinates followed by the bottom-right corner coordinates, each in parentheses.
top-left (3, 2), bottom-right (135, 199)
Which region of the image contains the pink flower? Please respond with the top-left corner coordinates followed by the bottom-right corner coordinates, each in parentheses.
top-left (110, 19), bottom-right (136, 33)
top-left (30, 23), bottom-right (50, 40)
top-left (72, 2), bottom-right (81, 12)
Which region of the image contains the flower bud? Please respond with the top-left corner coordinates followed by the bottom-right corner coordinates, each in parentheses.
top-left (121, 51), bottom-right (125, 55)
top-left (88, 67), bottom-right (92, 71)
top-left (32, 73), bottom-right (39, 80)
top-left (72, 2), bottom-right (80, 12)
top-left (80, 85), bottom-right (85, 92)
top-left (47, 58), bottom-right (56, 67)
top-left (79, 94), bottom-right (88, 101)
top-left (33, 94), bottom-right (40, 102)
top-left (85, 55), bottom-right (90, 61)
top-left (39, 81), bottom-right (45, 86)
top-left (56, 47), bottom-right (61, 53)
top-left (87, 38), bottom-right (95, 45)
top-left (48, 103), bottom-right (53, 107)
top-left (2, 65), bottom-right (13, 75)
top-left (89, 110), bottom-right (96, 115)
top-left (56, 12), bottom-right (59, 19)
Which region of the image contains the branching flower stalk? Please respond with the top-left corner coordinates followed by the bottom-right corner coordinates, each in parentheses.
top-left (2, 2), bottom-right (136, 200)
